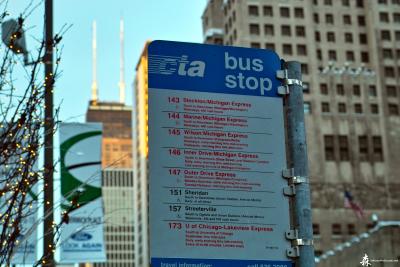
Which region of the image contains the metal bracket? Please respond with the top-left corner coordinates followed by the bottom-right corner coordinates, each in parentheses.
top-left (285, 229), bottom-right (299, 240)
top-left (282, 168), bottom-right (308, 185)
top-left (286, 234), bottom-right (313, 258)
top-left (283, 185), bottom-right (296, 196)
top-left (276, 69), bottom-right (303, 95)
top-left (294, 238), bottom-right (314, 246)
top-left (286, 247), bottom-right (300, 258)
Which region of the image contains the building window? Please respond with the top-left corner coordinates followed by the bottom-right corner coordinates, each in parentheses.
top-left (369, 85), bottom-right (377, 97)
top-left (338, 103), bottom-right (347, 113)
top-left (332, 224), bottom-right (342, 235)
top-left (345, 33), bottom-right (353, 43)
top-left (301, 63), bottom-right (309, 74)
top-left (370, 104), bottom-right (379, 114)
top-left (386, 85), bottom-right (397, 97)
top-left (337, 84), bottom-right (345, 95)
top-left (296, 26), bottom-right (306, 37)
top-left (346, 51), bottom-right (355, 61)
top-left (384, 66), bottom-right (395, 77)
top-left (281, 25), bottom-right (292, 36)
top-left (320, 83), bottom-right (328, 95)
top-left (295, 7), bottom-right (304, 18)
top-left (280, 7), bottom-right (290, 17)
top-left (314, 13), bottom-right (319, 23)
top-left (394, 13), bottom-right (400, 23)
top-left (325, 0), bottom-right (333, 5)
top-left (343, 15), bottom-right (352, 24)
top-left (328, 50), bottom-right (337, 61)
top-left (381, 30), bottom-right (391, 41)
top-left (249, 24), bottom-right (260, 35)
top-left (327, 32), bottom-right (336, 42)
top-left (315, 31), bottom-right (321, 42)
top-left (342, 0), bottom-right (350, 6)
top-left (373, 136), bottom-right (384, 161)
top-left (303, 82), bottom-right (310, 93)
top-left (354, 103), bottom-right (363, 113)
top-left (353, 85), bottom-right (361, 96)
top-left (326, 14), bottom-right (334, 24)
top-left (339, 136), bottom-right (350, 161)
top-left (250, 42), bottom-right (261, 48)
top-left (356, 0), bottom-right (364, 7)
top-left (358, 15), bottom-right (366, 26)
top-left (383, 48), bottom-right (393, 58)
top-left (324, 135), bottom-right (335, 160)
top-left (348, 224), bottom-right (357, 235)
top-left (283, 44), bottom-right (293, 55)
top-left (248, 5), bottom-right (259, 16)
top-left (359, 135), bottom-right (369, 161)
top-left (317, 49), bottom-right (322, 60)
top-left (395, 31), bottom-right (400, 41)
top-left (359, 33), bottom-right (368, 44)
top-left (313, 224), bottom-right (320, 235)
top-left (380, 12), bottom-right (390, 22)
top-left (265, 43), bottom-right (275, 50)
top-left (388, 103), bottom-right (399, 115)
top-left (264, 24), bottom-right (274, 35)
top-left (322, 102), bottom-right (330, 113)
top-left (304, 102), bottom-right (312, 114)
top-left (297, 44), bottom-right (307, 55)
top-left (361, 52), bottom-right (369, 63)
top-left (263, 5), bottom-right (273, 16)
top-left (379, 0), bottom-right (388, 3)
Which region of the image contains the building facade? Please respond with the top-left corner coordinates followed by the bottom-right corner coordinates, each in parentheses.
top-left (86, 103), bottom-right (135, 266)
top-left (202, 0), bottom-right (400, 257)
top-left (93, 169), bottom-right (135, 267)
top-left (86, 101), bottom-right (133, 169)
top-left (133, 42), bottom-right (150, 267)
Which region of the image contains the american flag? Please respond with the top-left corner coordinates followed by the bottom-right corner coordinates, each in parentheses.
top-left (344, 190), bottom-right (365, 219)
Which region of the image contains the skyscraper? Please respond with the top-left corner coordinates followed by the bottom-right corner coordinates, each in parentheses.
top-left (85, 20), bottom-right (135, 267)
top-left (133, 42), bottom-right (150, 267)
top-left (202, 0), bottom-right (400, 256)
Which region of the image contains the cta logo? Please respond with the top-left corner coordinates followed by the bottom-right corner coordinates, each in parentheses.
top-left (148, 55), bottom-right (205, 77)
top-left (71, 232), bottom-right (93, 241)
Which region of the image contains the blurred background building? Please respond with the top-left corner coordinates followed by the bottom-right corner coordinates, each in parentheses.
top-left (84, 19), bottom-right (135, 267)
top-left (201, 0), bottom-right (400, 259)
top-left (132, 42), bottom-right (150, 267)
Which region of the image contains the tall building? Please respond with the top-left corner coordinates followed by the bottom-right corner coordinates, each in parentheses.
top-left (94, 169), bottom-right (135, 267)
top-left (85, 20), bottom-right (135, 267)
top-left (202, 0), bottom-right (400, 256)
top-left (133, 42), bottom-right (150, 267)
top-left (86, 101), bottom-right (133, 169)
top-left (86, 19), bottom-right (132, 169)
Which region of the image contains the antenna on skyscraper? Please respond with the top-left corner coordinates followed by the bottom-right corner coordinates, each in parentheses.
top-left (119, 17), bottom-right (126, 104)
top-left (91, 20), bottom-right (98, 104)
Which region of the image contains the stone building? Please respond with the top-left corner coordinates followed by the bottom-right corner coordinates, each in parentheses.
top-left (202, 0), bottom-right (400, 256)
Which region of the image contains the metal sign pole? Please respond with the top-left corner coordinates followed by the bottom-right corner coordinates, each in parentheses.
top-left (282, 61), bottom-right (315, 267)
top-left (43, 0), bottom-right (54, 266)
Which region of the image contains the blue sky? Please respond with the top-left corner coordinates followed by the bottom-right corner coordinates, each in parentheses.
top-left (10, 0), bottom-right (207, 121)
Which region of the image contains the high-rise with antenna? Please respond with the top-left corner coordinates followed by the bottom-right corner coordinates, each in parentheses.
top-left (86, 18), bottom-right (134, 267)
top-left (91, 20), bottom-right (98, 104)
top-left (118, 17), bottom-right (126, 104)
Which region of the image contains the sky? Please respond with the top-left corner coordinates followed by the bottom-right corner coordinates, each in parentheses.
top-left (9, 0), bottom-right (208, 122)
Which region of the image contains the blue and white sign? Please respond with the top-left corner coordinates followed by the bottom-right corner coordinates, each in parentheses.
top-left (149, 41), bottom-right (292, 267)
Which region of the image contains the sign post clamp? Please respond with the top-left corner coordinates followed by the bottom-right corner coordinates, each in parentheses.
top-left (276, 69), bottom-right (303, 95)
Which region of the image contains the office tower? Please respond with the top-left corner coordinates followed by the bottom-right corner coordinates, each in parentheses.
top-left (202, 0), bottom-right (400, 256)
top-left (133, 42), bottom-right (150, 267)
top-left (85, 20), bottom-right (135, 267)
top-left (86, 19), bottom-right (132, 169)
top-left (93, 170), bottom-right (135, 267)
